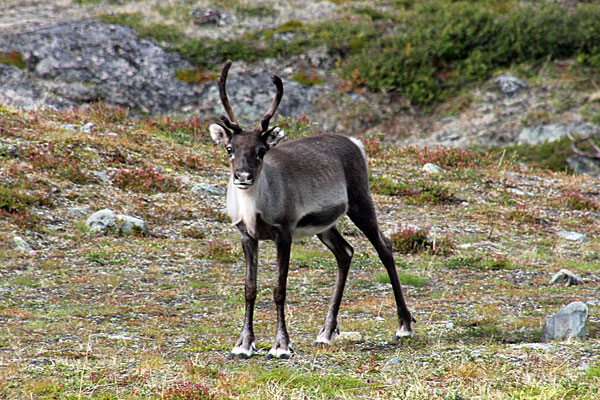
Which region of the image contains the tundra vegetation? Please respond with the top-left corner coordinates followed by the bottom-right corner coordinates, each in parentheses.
top-left (0, 0), bottom-right (600, 399)
top-left (1, 102), bottom-right (599, 399)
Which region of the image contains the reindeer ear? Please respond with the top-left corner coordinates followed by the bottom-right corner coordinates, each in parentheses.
top-left (262, 127), bottom-right (285, 147)
top-left (209, 123), bottom-right (232, 146)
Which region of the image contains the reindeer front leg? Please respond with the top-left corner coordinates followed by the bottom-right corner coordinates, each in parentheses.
top-left (229, 230), bottom-right (258, 359)
top-left (267, 229), bottom-right (293, 359)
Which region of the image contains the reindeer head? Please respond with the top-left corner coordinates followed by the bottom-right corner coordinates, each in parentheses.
top-left (210, 61), bottom-right (285, 190)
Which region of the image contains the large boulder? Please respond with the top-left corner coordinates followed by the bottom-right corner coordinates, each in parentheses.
top-left (0, 20), bottom-right (205, 114)
top-left (0, 20), bottom-right (322, 119)
top-left (541, 302), bottom-right (589, 342)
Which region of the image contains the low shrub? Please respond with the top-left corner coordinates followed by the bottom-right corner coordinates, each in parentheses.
top-left (160, 381), bottom-right (214, 400)
top-left (113, 166), bottom-right (181, 193)
top-left (0, 50), bottom-right (26, 69)
top-left (390, 225), bottom-right (453, 255)
top-left (341, 1), bottom-right (600, 105)
top-left (204, 240), bottom-right (237, 264)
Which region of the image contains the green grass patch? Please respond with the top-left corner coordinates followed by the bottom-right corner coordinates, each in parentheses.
top-left (0, 50), bottom-right (26, 69)
top-left (376, 271), bottom-right (428, 287)
top-left (255, 367), bottom-right (366, 398)
top-left (370, 175), bottom-right (412, 197)
top-left (291, 245), bottom-right (333, 269)
top-left (291, 70), bottom-right (324, 86)
top-left (341, 1), bottom-right (600, 105)
top-left (444, 255), bottom-right (513, 271)
top-left (494, 136), bottom-right (576, 172)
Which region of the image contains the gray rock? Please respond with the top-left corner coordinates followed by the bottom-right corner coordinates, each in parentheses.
top-left (61, 124), bottom-right (77, 131)
top-left (386, 357), bottom-right (402, 365)
top-left (67, 207), bottom-right (89, 218)
top-left (0, 21), bottom-right (205, 114)
top-left (542, 302), bottom-right (588, 342)
top-left (116, 214), bottom-right (148, 236)
top-left (422, 163), bottom-right (445, 174)
top-left (191, 183), bottom-right (226, 196)
top-left (80, 122), bottom-right (95, 133)
top-left (0, 21), bottom-right (323, 119)
top-left (550, 269), bottom-right (584, 286)
top-left (0, 141), bottom-right (18, 157)
top-left (557, 230), bottom-right (588, 242)
top-left (566, 154), bottom-right (600, 177)
top-left (86, 208), bottom-right (116, 232)
top-left (511, 343), bottom-right (555, 351)
top-left (518, 123), bottom-right (596, 146)
top-left (92, 171), bottom-right (111, 183)
top-left (491, 74), bottom-right (529, 95)
top-left (190, 9), bottom-right (234, 26)
top-left (12, 236), bottom-right (33, 251)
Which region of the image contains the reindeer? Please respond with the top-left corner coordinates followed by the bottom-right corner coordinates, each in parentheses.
top-left (209, 61), bottom-right (415, 359)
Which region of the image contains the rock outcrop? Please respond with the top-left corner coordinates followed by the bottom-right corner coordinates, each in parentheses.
top-left (0, 20), bottom-right (322, 121)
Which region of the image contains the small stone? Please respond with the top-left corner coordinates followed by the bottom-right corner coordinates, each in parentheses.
top-left (92, 171), bottom-right (111, 183)
top-left (550, 269), bottom-right (584, 286)
top-left (507, 188), bottom-right (528, 196)
top-left (0, 141), bottom-right (18, 156)
top-left (386, 357), bottom-right (402, 365)
top-left (542, 301), bottom-right (588, 342)
top-left (445, 322), bottom-right (456, 330)
top-left (108, 334), bottom-right (133, 340)
top-left (422, 163), bottom-right (445, 174)
top-left (557, 230), bottom-right (588, 242)
top-left (338, 331), bottom-right (362, 342)
top-left (67, 207), bottom-right (89, 218)
top-left (13, 236), bottom-right (33, 251)
top-left (61, 123), bottom-right (77, 131)
top-left (191, 183), bottom-right (226, 196)
top-left (86, 209), bottom-right (116, 232)
top-left (511, 343), bottom-right (555, 351)
top-left (490, 74), bottom-right (529, 95)
top-left (80, 122), bottom-right (94, 133)
top-left (116, 214), bottom-right (148, 236)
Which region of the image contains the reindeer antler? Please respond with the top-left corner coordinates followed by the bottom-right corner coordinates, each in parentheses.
top-left (567, 131), bottom-right (600, 159)
top-left (218, 60), bottom-right (242, 133)
top-left (258, 75), bottom-right (283, 133)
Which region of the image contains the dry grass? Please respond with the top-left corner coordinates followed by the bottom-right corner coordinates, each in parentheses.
top-left (0, 104), bottom-right (599, 399)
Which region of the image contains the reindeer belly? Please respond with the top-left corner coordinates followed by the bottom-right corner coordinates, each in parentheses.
top-left (293, 203), bottom-right (347, 240)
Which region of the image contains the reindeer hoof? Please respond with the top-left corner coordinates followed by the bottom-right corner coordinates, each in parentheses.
top-left (227, 352), bottom-right (252, 360)
top-left (266, 346), bottom-right (293, 360)
top-left (227, 342), bottom-right (256, 360)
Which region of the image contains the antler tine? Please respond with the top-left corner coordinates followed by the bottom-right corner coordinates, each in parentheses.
top-left (567, 131), bottom-right (600, 159)
top-left (218, 60), bottom-right (241, 132)
top-left (259, 75), bottom-right (284, 133)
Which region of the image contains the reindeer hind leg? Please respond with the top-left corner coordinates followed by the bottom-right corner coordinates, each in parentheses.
top-left (315, 226), bottom-right (353, 345)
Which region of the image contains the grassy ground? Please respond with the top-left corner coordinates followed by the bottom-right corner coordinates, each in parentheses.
top-left (1, 104), bottom-right (599, 399)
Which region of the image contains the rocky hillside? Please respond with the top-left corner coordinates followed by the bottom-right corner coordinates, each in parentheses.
top-left (1, 0), bottom-right (600, 174)
top-left (1, 93), bottom-right (600, 398)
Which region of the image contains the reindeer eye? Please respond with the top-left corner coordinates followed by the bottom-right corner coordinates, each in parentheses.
top-left (225, 146), bottom-right (233, 155)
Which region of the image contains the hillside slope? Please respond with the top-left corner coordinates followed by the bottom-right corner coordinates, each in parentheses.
top-left (1, 104), bottom-right (600, 398)
top-left (1, 0), bottom-right (600, 170)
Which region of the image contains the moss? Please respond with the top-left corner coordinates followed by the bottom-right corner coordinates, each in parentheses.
top-left (496, 136), bottom-right (576, 172)
top-left (0, 51), bottom-right (26, 69)
top-left (291, 70), bottom-right (324, 86)
top-left (175, 67), bottom-right (218, 84)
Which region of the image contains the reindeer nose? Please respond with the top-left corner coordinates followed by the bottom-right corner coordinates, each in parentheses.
top-left (234, 170), bottom-right (253, 183)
